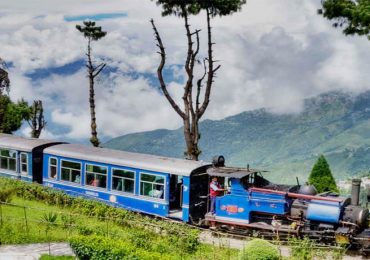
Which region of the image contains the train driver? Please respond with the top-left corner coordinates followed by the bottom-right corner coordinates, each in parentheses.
top-left (209, 177), bottom-right (225, 214)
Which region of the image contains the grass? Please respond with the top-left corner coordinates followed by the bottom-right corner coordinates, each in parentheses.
top-left (39, 255), bottom-right (75, 260)
top-left (0, 196), bottom-right (238, 259)
top-left (0, 196), bottom-right (128, 244)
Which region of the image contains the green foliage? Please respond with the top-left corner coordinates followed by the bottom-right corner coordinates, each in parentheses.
top-left (239, 239), bottom-right (279, 260)
top-left (76, 21), bottom-right (106, 41)
top-left (0, 95), bottom-right (30, 134)
top-left (289, 236), bottom-right (315, 260)
top-left (42, 212), bottom-right (58, 230)
top-left (309, 155), bottom-right (338, 193)
top-left (0, 177), bottom-right (200, 255)
top-left (319, 0), bottom-right (370, 40)
top-left (153, 0), bottom-right (247, 17)
top-left (0, 187), bottom-right (15, 202)
top-left (39, 255), bottom-right (75, 260)
top-left (61, 213), bottom-right (76, 230)
top-left (288, 236), bottom-right (346, 260)
top-left (69, 235), bottom-right (171, 260)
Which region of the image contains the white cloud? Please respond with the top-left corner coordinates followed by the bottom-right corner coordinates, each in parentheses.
top-left (1, 0), bottom-right (370, 142)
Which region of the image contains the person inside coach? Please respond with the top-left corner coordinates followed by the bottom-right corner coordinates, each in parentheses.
top-left (209, 177), bottom-right (225, 215)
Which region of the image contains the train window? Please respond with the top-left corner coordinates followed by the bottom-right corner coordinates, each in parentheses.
top-left (112, 169), bottom-right (135, 194)
top-left (0, 149), bottom-right (17, 172)
top-left (49, 157), bottom-right (58, 179)
top-left (61, 160), bottom-right (81, 184)
top-left (140, 173), bottom-right (165, 199)
top-left (20, 153), bottom-right (28, 175)
top-left (86, 164), bottom-right (107, 189)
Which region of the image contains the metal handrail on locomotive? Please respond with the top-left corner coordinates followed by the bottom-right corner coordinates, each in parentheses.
top-left (0, 134), bottom-right (369, 253)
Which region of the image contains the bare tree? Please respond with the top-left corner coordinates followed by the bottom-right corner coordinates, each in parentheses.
top-left (76, 21), bottom-right (107, 147)
top-left (28, 100), bottom-right (46, 138)
top-left (151, 0), bottom-right (246, 160)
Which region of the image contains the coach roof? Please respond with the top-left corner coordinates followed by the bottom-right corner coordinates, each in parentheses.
top-left (44, 143), bottom-right (209, 176)
top-left (0, 134), bottom-right (60, 152)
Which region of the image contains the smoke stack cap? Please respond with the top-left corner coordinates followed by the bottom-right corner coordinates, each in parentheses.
top-left (212, 155), bottom-right (225, 167)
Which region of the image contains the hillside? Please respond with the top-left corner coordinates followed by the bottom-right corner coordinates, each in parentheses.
top-left (104, 91), bottom-right (370, 183)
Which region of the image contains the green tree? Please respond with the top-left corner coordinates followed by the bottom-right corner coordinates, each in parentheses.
top-left (0, 95), bottom-right (30, 133)
top-left (151, 0), bottom-right (246, 160)
top-left (0, 58), bottom-right (31, 133)
top-left (308, 155), bottom-right (338, 193)
top-left (76, 21), bottom-right (107, 147)
top-left (0, 58), bottom-right (10, 95)
top-left (319, 0), bottom-right (370, 40)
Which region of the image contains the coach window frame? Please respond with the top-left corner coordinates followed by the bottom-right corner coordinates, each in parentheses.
top-left (20, 152), bottom-right (28, 175)
top-left (85, 163), bottom-right (108, 189)
top-left (60, 159), bottom-right (82, 184)
top-left (0, 148), bottom-right (17, 172)
top-left (111, 168), bottom-right (135, 194)
top-left (49, 157), bottom-right (58, 179)
top-left (139, 172), bottom-right (166, 200)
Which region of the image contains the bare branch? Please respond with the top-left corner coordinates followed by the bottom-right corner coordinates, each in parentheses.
top-left (193, 29), bottom-right (201, 62)
top-left (151, 19), bottom-right (185, 119)
top-left (183, 9), bottom-right (194, 105)
top-left (199, 8), bottom-right (221, 119)
top-left (213, 64), bottom-right (221, 73)
top-left (196, 59), bottom-right (207, 113)
top-left (92, 63), bottom-right (106, 78)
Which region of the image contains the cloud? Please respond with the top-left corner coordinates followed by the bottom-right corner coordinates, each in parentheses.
top-left (1, 0), bottom-right (370, 143)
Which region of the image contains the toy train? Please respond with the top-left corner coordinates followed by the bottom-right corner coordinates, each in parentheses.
top-left (0, 134), bottom-right (369, 253)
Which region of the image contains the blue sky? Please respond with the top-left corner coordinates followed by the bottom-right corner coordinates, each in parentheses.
top-left (64, 13), bottom-right (127, 22)
top-left (0, 0), bottom-right (369, 143)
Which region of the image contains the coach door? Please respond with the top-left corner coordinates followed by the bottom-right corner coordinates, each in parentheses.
top-left (32, 142), bottom-right (64, 184)
top-left (168, 175), bottom-right (183, 219)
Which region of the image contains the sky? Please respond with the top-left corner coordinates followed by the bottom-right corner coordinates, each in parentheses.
top-left (0, 0), bottom-right (369, 143)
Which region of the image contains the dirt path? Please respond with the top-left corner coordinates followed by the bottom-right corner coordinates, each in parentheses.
top-left (199, 231), bottom-right (364, 260)
top-left (0, 242), bottom-right (75, 260)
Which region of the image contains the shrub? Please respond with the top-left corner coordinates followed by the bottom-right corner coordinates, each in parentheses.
top-left (69, 235), bottom-right (169, 260)
top-left (239, 239), bottom-right (279, 260)
top-left (289, 236), bottom-right (315, 260)
top-left (0, 187), bottom-right (15, 203)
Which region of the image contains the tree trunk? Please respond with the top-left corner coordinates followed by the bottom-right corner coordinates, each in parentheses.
top-left (28, 100), bottom-right (45, 138)
top-left (87, 39), bottom-right (100, 147)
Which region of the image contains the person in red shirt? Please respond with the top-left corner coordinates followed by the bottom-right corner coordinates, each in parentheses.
top-left (209, 177), bottom-right (225, 214)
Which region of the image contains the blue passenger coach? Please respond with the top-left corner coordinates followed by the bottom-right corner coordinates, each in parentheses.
top-left (0, 134), bottom-right (62, 182)
top-left (42, 143), bottom-right (210, 221)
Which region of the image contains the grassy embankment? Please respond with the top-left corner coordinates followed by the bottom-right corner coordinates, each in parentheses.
top-left (0, 177), bottom-right (238, 259)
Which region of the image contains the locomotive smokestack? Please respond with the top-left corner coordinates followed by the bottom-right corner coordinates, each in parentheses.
top-left (351, 178), bottom-right (361, 206)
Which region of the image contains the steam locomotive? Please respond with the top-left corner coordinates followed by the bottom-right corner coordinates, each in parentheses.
top-left (0, 134), bottom-right (369, 253)
top-left (201, 158), bottom-right (370, 254)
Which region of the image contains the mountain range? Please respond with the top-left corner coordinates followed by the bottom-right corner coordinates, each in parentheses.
top-left (104, 91), bottom-right (370, 184)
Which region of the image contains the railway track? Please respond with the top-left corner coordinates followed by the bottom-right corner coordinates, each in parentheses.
top-left (162, 216), bottom-right (367, 258)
